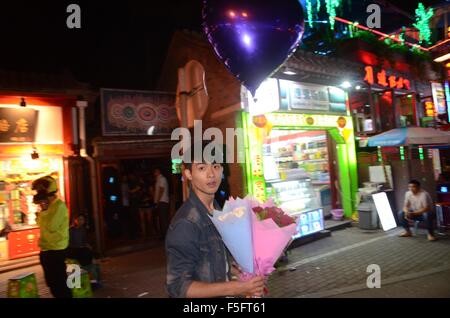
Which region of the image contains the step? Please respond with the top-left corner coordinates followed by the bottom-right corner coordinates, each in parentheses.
top-left (0, 256), bottom-right (40, 274)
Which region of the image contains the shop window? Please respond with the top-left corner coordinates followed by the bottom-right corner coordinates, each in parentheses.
top-left (374, 91), bottom-right (396, 131)
top-left (0, 157), bottom-right (64, 230)
top-left (349, 90), bottom-right (374, 134)
top-left (396, 94), bottom-right (417, 127)
top-left (262, 130), bottom-right (331, 219)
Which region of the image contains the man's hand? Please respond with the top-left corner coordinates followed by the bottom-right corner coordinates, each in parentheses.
top-left (185, 276), bottom-right (265, 298)
top-left (237, 276), bottom-right (265, 297)
top-left (230, 261), bottom-right (241, 277)
top-left (408, 211), bottom-right (422, 218)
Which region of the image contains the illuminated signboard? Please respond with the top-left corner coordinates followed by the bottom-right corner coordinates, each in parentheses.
top-left (372, 192), bottom-right (397, 231)
top-left (445, 81), bottom-right (450, 122)
top-left (431, 82), bottom-right (447, 115)
top-left (292, 208), bottom-right (324, 239)
top-left (265, 113), bottom-right (354, 130)
top-left (243, 78), bottom-right (280, 116)
top-left (424, 101), bottom-right (435, 117)
top-left (279, 80), bottom-right (347, 113)
top-left (0, 107), bottom-right (38, 143)
top-left (364, 66), bottom-right (411, 90)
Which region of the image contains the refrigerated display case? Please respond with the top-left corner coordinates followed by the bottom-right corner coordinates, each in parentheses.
top-left (263, 130), bottom-right (330, 237)
top-left (266, 178), bottom-right (324, 239)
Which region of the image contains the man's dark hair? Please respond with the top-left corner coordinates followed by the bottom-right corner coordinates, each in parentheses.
top-left (409, 179), bottom-right (421, 187)
top-left (182, 140), bottom-right (224, 171)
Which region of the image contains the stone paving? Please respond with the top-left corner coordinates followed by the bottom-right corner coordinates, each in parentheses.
top-left (1, 225), bottom-right (449, 298)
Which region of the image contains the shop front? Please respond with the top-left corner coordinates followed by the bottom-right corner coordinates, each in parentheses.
top-left (240, 79), bottom-right (358, 239)
top-left (0, 94), bottom-right (76, 261)
top-left (92, 89), bottom-right (180, 253)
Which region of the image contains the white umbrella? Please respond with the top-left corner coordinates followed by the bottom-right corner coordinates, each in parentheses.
top-left (368, 127), bottom-right (450, 147)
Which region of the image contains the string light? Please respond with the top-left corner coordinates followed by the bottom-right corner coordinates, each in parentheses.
top-left (325, 0), bottom-right (341, 30)
top-left (306, 0), bottom-right (314, 28)
top-left (418, 146), bottom-right (424, 160)
top-left (400, 146), bottom-right (405, 161)
top-left (413, 3), bottom-right (434, 44)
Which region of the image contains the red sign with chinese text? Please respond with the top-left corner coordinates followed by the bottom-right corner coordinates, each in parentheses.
top-left (364, 66), bottom-right (411, 90)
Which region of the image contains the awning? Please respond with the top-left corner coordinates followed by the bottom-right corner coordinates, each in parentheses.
top-left (367, 127), bottom-right (450, 147)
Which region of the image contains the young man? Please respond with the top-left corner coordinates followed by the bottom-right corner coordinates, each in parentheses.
top-left (165, 142), bottom-right (265, 298)
top-left (398, 179), bottom-right (436, 241)
top-left (32, 175), bottom-right (72, 298)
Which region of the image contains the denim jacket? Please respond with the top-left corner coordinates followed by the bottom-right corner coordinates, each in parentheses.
top-left (165, 188), bottom-right (231, 298)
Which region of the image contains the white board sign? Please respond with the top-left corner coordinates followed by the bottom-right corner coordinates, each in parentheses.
top-left (372, 192), bottom-right (397, 231)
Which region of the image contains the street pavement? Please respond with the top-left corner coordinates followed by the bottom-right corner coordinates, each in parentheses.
top-left (1, 225), bottom-right (449, 298)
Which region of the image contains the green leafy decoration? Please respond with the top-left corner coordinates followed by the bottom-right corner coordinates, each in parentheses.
top-left (413, 3), bottom-right (434, 44)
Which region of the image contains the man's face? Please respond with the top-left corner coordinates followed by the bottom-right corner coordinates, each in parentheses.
top-left (37, 199), bottom-right (50, 211)
top-left (185, 162), bottom-right (223, 196)
top-left (153, 169), bottom-right (160, 178)
top-left (408, 183), bottom-right (420, 194)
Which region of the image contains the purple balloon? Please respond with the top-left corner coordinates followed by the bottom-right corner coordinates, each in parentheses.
top-left (202, 0), bottom-right (304, 97)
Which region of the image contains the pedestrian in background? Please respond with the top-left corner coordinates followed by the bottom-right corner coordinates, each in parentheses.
top-left (127, 173), bottom-right (141, 239)
top-left (399, 179), bottom-right (436, 241)
top-left (153, 168), bottom-right (170, 239)
top-left (32, 175), bottom-right (72, 298)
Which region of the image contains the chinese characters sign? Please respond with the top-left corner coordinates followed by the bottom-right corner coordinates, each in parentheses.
top-left (364, 66), bottom-right (411, 90)
top-left (279, 80), bottom-right (347, 113)
top-left (0, 108), bottom-right (37, 143)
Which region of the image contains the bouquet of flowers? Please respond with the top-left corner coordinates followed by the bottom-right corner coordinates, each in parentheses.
top-left (250, 198), bottom-right (296, 228)
top-left (210, 196), bottom-right (298, 296)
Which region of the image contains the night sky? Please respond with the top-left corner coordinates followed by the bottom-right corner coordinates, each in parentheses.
top-left (0, 0), bottom-right (446, 91)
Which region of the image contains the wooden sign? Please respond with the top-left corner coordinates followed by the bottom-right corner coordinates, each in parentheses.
top-left (0, 108), bottom-right (38, 143)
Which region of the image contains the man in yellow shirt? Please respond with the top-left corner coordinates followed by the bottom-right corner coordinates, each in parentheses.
top-left (33, 176), bottom-right (71, 298)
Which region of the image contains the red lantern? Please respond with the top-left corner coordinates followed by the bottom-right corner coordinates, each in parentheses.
top-left (253, 115), bottom-right (267, 128)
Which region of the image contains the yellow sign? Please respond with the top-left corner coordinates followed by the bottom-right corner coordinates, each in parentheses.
top-left (265, 113), bottom-right (353, 129)
top-left (0, 119), bottom-right (10, 132)
top-left (15, 118), bottom-right (29, 133)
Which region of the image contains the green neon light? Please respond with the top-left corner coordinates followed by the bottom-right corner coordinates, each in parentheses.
top-left (399, 27), bottom-right (406, 43)
top-left (306, 0), bottom-right (314, 28)
top-left (241, 112), bottom-right (251, 193)
top-left (345, 131), bottom-right (358, 209)
top-left (419, 146), bottom-right (424, 160)
top-left (400, 146), bottom-right (405, 161)
top-left (337, 144), bottom-right (353, 217)
top-left (171, 158), bottom-right (182, 174)
top-left (413, 3), bottom-right (434, 44)
top-left (377, 146), bottom-right (382, 162)
top-left (325, 0), bottom-right (341, 29)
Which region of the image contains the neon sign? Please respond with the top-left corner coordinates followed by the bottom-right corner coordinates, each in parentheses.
top-left (424, 101), bottom-right (435, 117)
top-left (364, 66), bottom-right (411, 90)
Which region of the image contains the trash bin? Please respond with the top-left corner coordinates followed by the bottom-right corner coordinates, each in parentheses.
top-left (358, 202), bottom-right (378, 230)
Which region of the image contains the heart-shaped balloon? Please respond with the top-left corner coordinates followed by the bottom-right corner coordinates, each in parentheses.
top-left (202, 0), bottom-right (304, 97)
